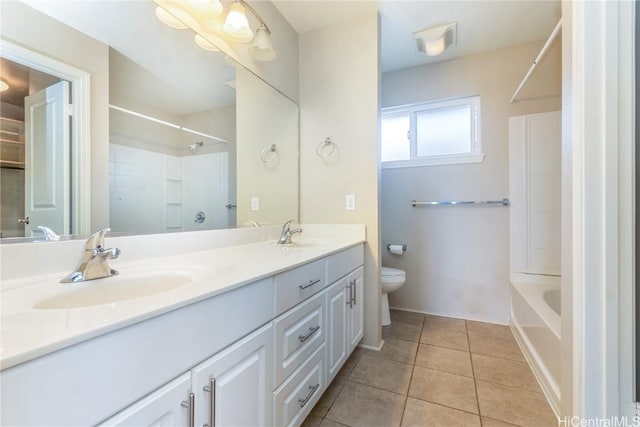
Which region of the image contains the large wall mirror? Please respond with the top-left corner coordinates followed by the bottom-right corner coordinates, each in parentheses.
top-left (0, 0), bottom-right (298, 239)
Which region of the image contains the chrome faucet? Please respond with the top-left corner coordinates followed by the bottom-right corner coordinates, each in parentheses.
top-left (36, 226), bottom-right (61, 241)
top-left (61, 228), bottom-right (121, 283)
top-left (277, 220), bottom-right (302, 245)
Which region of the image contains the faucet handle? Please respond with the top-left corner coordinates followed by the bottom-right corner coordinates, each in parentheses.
top-left (84, 228), bottom-right (111, 251)
top-left (281, 219), bottom-right (294, 232)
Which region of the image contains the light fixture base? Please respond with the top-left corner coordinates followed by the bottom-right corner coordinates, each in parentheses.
top-left (413, 22), bottom-right (457, 57)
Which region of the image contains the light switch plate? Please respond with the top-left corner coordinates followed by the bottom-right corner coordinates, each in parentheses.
top-left (345, 194), bottom-right (356, 211)
top-left (251, 197), bottom-right (260, 211)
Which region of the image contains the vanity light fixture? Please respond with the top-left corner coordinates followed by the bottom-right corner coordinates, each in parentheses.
top-left (0, 80), bottom-right (8, 92)
top-left (188, 0), bottom-right (223, 16)
top-left (194, 34), bottom-right (220, 51)
top-left (155, 6), bottom-right (188, 29)
top-left (155, 0), bottom-right (276, 62)
top-left (413, 22), bottom-right (457, 57)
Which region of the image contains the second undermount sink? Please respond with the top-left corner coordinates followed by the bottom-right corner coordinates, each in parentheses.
top-left (33, 271), bottom-right (193, 310)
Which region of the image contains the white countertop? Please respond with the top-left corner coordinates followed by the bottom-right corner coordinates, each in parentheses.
top-left (0, 225), bottom-right (365, 370)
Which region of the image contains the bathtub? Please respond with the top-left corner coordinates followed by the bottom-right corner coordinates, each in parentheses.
top-left (510, 273), bottom-right (561, 415)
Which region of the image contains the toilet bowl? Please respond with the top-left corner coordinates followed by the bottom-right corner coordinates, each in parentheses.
top-left (381, 266), bottom-right (406, 326)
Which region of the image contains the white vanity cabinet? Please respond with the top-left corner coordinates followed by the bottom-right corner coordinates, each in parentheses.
top-left (98, 373), bottom-right (193, 427)
top-left (191, 324), bottom-right (273, 427)
top-left (325, 265), bottom-right (364, 383)
top-left (347, 266), bottom-right (364, 352)
top-left (0, 242), bottom-right (365, 427)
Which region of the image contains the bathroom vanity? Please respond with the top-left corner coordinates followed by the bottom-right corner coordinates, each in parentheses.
top-left (0, 225), bottom-right (365, 426)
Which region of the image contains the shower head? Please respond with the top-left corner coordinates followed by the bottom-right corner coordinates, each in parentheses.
top-left (188, 141), bottom-right (204, 153)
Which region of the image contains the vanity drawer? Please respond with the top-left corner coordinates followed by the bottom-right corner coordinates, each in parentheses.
top-left (274, 291), bottom-right (325, 386)
top-left (275, 258), bottom-right (326, 316)
top-left (326, 245), bottom-right (364, 284)
top-left (273, 344), bottom-right (325, 427)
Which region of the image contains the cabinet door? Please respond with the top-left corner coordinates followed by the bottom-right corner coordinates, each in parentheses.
top-left (191, 324), bottom-right (273, 427)
top-left (98, 372), bottom-right (192, 427)
top-left (326, 276), bottom-right (348, 383)
top-left (348, 266), bottom-right (364, 352)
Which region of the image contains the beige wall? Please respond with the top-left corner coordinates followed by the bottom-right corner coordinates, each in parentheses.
top-left (381, 39), bottom-right (561, 323)
top-left (1, 1), bottom-right (110, 230)
top-left (236, 67), bottom-right (299, 226)
top-left (299, 13), bottom-right (381, 348)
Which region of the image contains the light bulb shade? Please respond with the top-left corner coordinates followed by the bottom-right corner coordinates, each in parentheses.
top-left (248, 26), bottom-right (276, 62)
top-left (413, 22), bottom-right (456, 57)
top-left (194, 34), bottom-right (220, 51)
top-left (0, 80), bottom-right (8, 92)
top-left (155, 6), bottom-right (188, 29)
top-left (223, 2), bottom-right (254, 43)
top-left (424, 37), bottom-right (446, 56)
top-left (187, 0), bottom-right (222, 16)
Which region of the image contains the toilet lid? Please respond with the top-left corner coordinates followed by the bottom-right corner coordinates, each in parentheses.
top-left (381, 267), bottom-right (405, 278)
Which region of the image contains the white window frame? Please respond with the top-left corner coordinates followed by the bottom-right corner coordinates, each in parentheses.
top-left (381, 96), bottom-right (485, 169)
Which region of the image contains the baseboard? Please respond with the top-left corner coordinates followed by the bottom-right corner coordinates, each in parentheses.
top-left (358, 339), bottom-right (385, 352)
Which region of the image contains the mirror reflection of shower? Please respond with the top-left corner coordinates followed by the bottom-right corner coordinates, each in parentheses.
top-left (189, 141), bottom-right (204, 153)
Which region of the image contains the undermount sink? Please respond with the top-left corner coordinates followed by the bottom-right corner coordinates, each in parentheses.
top-left (33, 271), bottom-right (193, 310)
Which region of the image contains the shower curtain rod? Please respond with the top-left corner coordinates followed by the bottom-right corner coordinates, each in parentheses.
top-left (509, 18), bottom-right (563, 104)
top-left (109, 104), bottom-right (228, 143)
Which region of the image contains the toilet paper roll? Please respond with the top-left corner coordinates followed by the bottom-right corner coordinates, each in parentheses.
top-left (389, 244), bottom-right (405, 255)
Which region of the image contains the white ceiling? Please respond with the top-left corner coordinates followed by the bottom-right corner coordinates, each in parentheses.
top-left (273, 0), bottom-right (562, 73)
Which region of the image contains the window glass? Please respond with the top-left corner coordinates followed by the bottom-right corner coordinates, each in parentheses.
top-left (416, 105), bottom-right (471, 157)
top-left (381, 111), bottom-right (410, 162)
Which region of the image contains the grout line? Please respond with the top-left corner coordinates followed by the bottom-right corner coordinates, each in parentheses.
top-left (468, 326), bottom-right (483, 426)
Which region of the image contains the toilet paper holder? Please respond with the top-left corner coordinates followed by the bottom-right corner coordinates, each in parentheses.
top-left (386, 244), bottom-right (407, 253)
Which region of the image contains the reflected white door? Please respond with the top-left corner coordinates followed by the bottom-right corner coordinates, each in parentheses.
top-left (24, 80), bottom-right (70, 236)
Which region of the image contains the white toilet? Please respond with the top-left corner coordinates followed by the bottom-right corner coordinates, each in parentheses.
top-left (380, 267), bottom-right (406, 326)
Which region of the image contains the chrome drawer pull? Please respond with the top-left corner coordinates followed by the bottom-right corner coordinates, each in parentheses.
top-left (298, 326), bottom-right (320, 342)
top-left (203, 378), bottom-right (216, 427)
top-left (180, 392), bottom-right (195, 427)
top-left (298, 279), bottom-right (320, 290)
top-left (298, 383), bottom-right (320, 407)
top-left (350, 279), bottom-right (357, 305)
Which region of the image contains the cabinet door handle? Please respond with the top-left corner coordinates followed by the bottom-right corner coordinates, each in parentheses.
top-left (180, 392), bottom-right (195, 427)
top-left (350, 279), bottom-right (357, 305)
top-left (346, 283), bottom-right (353, 308)
top-left (297, 383), bottom-right (320, 407)
top-left (299, 279), bottom-right (320, 290)
top-left (203, 378), bottom-right (216, 427)
top-left (298, 326), bottom-right (320, 342)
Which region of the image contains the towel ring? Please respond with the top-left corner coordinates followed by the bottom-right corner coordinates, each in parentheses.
top-left (261, 144), bottom-right (279, 164)
top-left (316, 137), bottom-right (336, 158)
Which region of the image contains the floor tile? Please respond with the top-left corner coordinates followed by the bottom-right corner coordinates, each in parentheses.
top-left (471, 353), bottom-right (541, 392)
top-left (336, 347), bottom-right (365, 380)
top-left (415, 344), bottom-right (473, 377)
top-left (363, 337), bottom-right (418, 364)
top-left (382, 320), bottom-right (422, 342)
top-left (401, 397), bottom-right (481, 427)
top-left (424, 314), bottom-right (467, 332)
top-left (476, 380), bottom-right (557, 426)
top-left (466, 320), bottom-right (514, 340)
top-left (468, 334), bottom-right (525, 362)
top-left (301, 415), bottom-right (324, 427)
top-left (326, 381), bottom-right (406, 427)
top-left (319, 419), bottom-right (349, 427)
top-left (420, 326), bottom-right (469, 351)
top-left (349, 354), bottom-right (413, 394)
top-left (481, 417), bottom-right (521, 427)
top-left (408, 366), bottom-right (478, 414)
top-left (390, 309), bottom-right (425, 326)
top-left (311, 375), bottom-right (347, 417)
